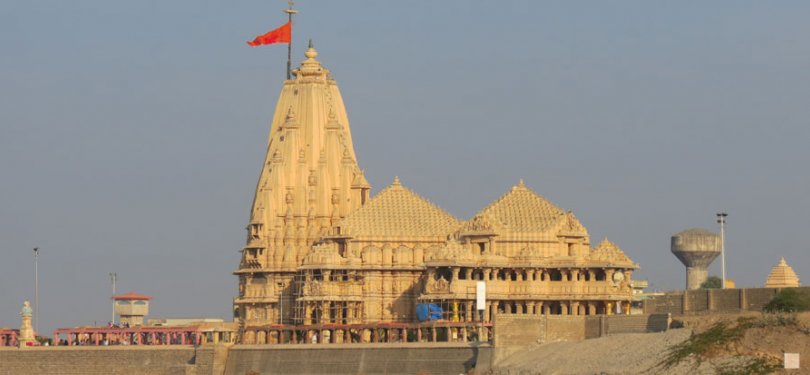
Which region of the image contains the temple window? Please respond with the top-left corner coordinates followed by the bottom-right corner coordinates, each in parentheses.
top-left (478, 243), bottom-right (486, 254)
top-left (249, 224), bottom-right (262, 240)
top-left (567, 243), bottom-right (575, 256)
top-left (458, 268), bottom-right (468, 280)
top-left (510, 272), bottom-right (518, 281)
top-left (338, 242), bottom-right (346, 257)
top-left (595, 270), bottom-right (607, 281)
top-left (313, 270), bottom-right (323, 281)
top-left (550, 270), bottom-right (563, 281)
top-left (435, 267), bottom-right (452, 281)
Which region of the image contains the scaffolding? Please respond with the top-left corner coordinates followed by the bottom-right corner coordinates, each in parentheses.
top-left (291, 270), bottom-right (367, 325)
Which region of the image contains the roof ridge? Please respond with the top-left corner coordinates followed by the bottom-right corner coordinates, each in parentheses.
top-left (336, 177), bottom-right (461, 237)
top-left (475, 181), bottom-right (563, 217)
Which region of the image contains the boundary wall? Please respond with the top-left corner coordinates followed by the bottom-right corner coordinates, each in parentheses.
top-left (226, 343), bottom-right (491, 375)
top-left (491, 313), bottom-right (670, 365)
top-left (642, 287), bottom-right (809, 315)
top-left (0, 345), bottom-right (222, 375)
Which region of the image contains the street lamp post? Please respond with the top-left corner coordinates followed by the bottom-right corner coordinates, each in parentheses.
top-left (33, 247), bottom-right (39, 335)
top-left (717, 213), bottom-right (728, 289)
top-left (109, 273), bottom-right (117, 324)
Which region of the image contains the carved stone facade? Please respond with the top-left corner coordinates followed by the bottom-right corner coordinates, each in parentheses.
top-left (234, 47), bottom-right (638, 332)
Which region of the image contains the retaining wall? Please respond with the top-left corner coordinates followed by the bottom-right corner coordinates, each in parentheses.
top-left (225, 343), bottom-right (491, 375)
top-left (492, 313), bottom-right (669, 365)
top-left (0, 346), bottom-right (218, 375)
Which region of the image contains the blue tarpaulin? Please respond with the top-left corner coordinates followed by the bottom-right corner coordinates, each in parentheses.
top-left (416, 303), bottom-right (443, 321)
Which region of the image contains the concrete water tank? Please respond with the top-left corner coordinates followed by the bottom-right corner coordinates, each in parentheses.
top-left (671, 229), bottom-right (721, 290)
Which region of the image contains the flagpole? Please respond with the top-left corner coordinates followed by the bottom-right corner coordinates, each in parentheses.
top-left (284, 0), bottom-right (297, 79)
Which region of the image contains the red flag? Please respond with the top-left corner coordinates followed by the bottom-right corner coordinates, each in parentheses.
top-left (247, 22), bottom-right (291, 47)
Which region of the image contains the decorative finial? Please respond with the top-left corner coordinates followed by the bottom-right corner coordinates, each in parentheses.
top-left (393, 176), bottom-right (401, 186)
top-left (304, 39), bottom-right (318, 60)
top-left (518, 179), bottom-right (525, 188)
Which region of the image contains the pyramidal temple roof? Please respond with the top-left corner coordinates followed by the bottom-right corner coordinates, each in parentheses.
top-left (337, 177), bottom-right (460, 238)
top-left (764, 257), bottom-right (801, 288)
top-left (591, 239), bottom-right (636, 266)
top-left (475, 180), bottom-right (567, 234)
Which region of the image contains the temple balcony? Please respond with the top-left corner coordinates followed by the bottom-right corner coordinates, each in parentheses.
top-left (243, 285), bottom-right (278, 299)
top-left (300, 280), bottom-right (364, 300)
top-left (426, 279), bottom-right (630, 300)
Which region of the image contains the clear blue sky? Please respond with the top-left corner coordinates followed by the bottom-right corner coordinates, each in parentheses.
top-left (2, 1), bottom-right (809, 333)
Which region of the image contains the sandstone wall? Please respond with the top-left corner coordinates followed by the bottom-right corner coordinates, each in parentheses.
top-left (0, 346), bottom-right (218, 375)
top-left (643, 287), bottom-right (804, 315)
top-left (224, 343), bottom-right (490, 375)
top-left (492, 313), bottom-right (670, 365)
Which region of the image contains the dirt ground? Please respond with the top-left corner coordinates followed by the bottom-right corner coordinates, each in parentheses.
top-left (490, 312), bottom-right (810, 375)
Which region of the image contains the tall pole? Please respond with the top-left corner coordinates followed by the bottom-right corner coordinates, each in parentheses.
top-left (284, 0), bottom-right (297, 80)
top-left (33, 247), bottom-right (39, 335)
top-left (109, 273), bottom-right (117, 324)
top-left (717, 213), bottom-right (728, 289)
top-left (278, 282), bottom-right (284, 325)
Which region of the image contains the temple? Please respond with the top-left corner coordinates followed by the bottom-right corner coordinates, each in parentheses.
top-left (233, 46), bottom-right (639, 337)
top-left (764, 257), bottom-right (800, 288)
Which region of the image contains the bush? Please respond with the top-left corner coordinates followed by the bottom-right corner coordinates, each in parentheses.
top-left (764, 288), bottom-right (810, 313)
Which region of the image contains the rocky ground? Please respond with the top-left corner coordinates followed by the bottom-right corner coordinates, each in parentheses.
top-left (489, 312), bottom-right (810, 375)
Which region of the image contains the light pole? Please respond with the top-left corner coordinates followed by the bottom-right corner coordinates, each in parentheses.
top-left (277, 282), bottom-right (284, 325)
top-left (717, 213), bottom-right (728, 289)
top-left (33, 247), bottom-right (39, 335)
top-left (109, 273), bottom-right (117, 324)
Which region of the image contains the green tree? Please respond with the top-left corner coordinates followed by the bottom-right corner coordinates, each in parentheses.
top-left (700, 276), bottom-right (722, 289)
top-left (764, 288), bottom-right (810, 313)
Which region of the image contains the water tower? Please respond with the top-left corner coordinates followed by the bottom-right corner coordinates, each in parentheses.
top-left (671, 229), bottom-right (721, 290)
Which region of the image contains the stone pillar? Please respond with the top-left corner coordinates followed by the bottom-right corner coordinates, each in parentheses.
top-left (465, 301), bottom-right (474, 322)
top-left (304, 304), bottom-right (313, 325)
top-left (483, 269), bottom-right (492, 281)
top-left (561, 302), bottom-right (569, 315)
top-left (588, 302), bottom-right (597, 316)
top-left (335, 329), bottom-right (344, 344)
top-left (571, 301), bottom-right (580, 316)
top-left (485, 302), bottom-right (493, 322)
top-left (452, 267), bottom-right (460, 281)
top-left (535, 302), bottom-right (543, 315)
top-left (321, 301), bottom-right (330, 324)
